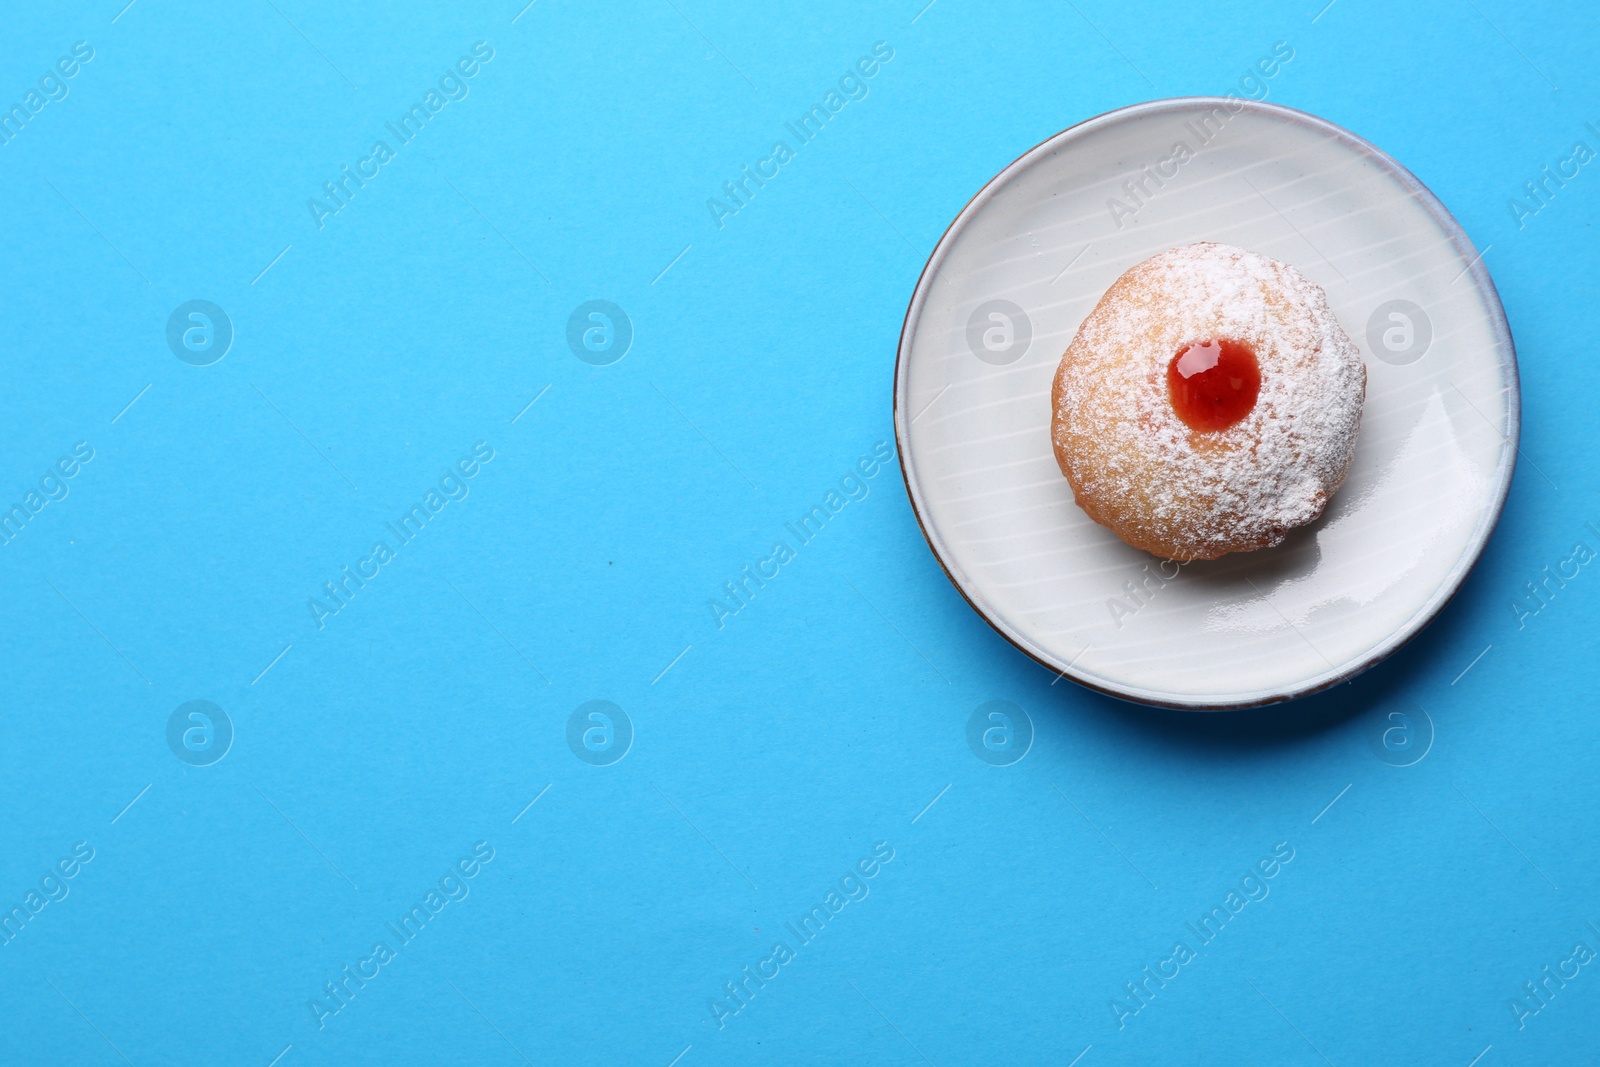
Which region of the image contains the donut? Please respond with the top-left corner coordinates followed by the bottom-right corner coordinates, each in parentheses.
top-left (1050, 242), bottom-right (1365, 561)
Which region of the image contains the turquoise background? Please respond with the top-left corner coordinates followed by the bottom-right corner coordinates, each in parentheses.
top-left (0, 0), bottom-right (1595, 1064)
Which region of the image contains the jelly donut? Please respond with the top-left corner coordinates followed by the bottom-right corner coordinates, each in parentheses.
top-left (1050, 242), bottom-right (1365, 561)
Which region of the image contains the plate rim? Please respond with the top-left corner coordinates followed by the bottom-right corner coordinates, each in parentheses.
top-left (891, 96), bottom-right (1521, 711)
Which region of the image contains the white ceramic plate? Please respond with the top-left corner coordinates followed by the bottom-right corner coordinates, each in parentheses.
top-left (894, 98), bottom-right (1519, 709)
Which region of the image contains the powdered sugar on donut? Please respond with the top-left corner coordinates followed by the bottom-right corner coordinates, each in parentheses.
top-left (1051, 242), bottom-right (1366, 560)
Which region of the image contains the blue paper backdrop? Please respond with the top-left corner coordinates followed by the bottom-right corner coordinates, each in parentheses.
top-left (0, 0), bottom-right (1594, 1064)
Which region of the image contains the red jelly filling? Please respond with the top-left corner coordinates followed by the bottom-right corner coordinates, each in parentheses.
top-left (1167, 338), bottom-right (1261, 432)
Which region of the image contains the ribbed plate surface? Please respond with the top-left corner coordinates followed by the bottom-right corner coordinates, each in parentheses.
top-left (894, 98), bottom-right (1519, 709)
